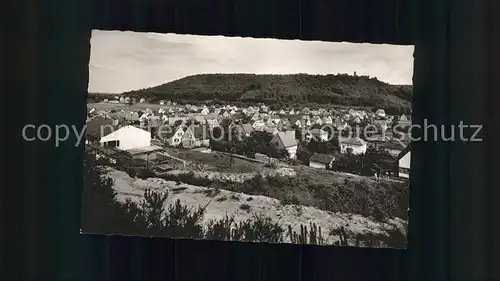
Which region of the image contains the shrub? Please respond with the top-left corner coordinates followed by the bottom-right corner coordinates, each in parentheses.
top-left (205, 214), bottom-right (285, 243)
top-left (216, 196), bottom-right (227, 202)
top-left (233, 215), bottom-right (285, 243)
top-left (281, 194), bottom-right (301, 206)
top-left (287, 222), bottom-right (325, 245)
top-left (264, 163), bottom-right (278, 169)
top-left (171, 186), bottom-right (187, 193)
top-left (239, 203), bottom-right (251, 212)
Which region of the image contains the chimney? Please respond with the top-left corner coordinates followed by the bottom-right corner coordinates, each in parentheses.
top-left (112, 119), bottom-right (119, 126)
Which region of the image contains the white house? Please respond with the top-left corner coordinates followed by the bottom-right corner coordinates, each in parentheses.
top-left (307, 128), bottom-right (329, 142)
top-left (294, 119), bottom-right (302, 128)
top-left (379, 139), bottom-right (407, 157)
top-left (376, 109), bottom-right (386, 118)
top-left (311, 116), bottom-right (322, 125)
top-left (252, 120), bottom-right (266, 129)
top-left (200, 108), bottom-right (210, 115)
top-left (205, 118), bottom-right (219, 128)
top-left (99, 125), bottom-right (151, 150)
top-left (322, 116), bottom-right (333, 124)
top-left (181, 124), bottom-right (210, 148)
top-left (339, 137), bottom-right (367, 155)
top-left (334, 118), bottom-right (347, 131)
top-left (140, 98), bottom-right (146, 103)
top-left (309, 153), bottom-right (335, 169)
top-left (397, 145), bottom-right (411, 178)
top-left (161, 125), bottom-right (185, 147)
top-left (397, 114), bottom-right (412, 127)
top-left (269, 131), bottom-right (298, 159)
top-left (373, 119), bottom-right (389, 132)
top-left (139, 113), bottom-right (148, 122)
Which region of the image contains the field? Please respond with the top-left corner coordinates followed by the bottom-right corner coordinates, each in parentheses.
top-left (162, 147), bottom-right (269, 173)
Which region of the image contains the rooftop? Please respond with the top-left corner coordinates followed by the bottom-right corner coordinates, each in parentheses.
top-left (309, 153), bottom-right (335, 164)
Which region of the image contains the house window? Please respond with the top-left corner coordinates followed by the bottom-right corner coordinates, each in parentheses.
top-left (104, 140), bottom-right (120, 148)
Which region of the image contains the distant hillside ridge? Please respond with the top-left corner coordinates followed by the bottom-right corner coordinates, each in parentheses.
top-left (112, 73), bottom-right (413, 111)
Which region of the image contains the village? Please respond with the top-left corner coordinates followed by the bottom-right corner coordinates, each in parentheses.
top-left (86, 96), bottom-right (411, 180)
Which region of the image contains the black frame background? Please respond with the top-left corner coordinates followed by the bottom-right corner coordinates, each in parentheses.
top-left (3, 0), bottom-right (497, 279)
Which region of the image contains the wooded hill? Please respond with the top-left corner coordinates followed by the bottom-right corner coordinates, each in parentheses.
top-left (95, 73), bottom-right (413, 113)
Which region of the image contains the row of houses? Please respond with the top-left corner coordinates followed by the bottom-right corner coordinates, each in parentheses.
top-left (89, 106), bottom-right (410, 157)
top-left (85, 115), bottom-right (411, 179)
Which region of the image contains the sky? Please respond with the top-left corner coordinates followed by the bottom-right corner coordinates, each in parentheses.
top-left (88, 30), bottom-right (414, 94)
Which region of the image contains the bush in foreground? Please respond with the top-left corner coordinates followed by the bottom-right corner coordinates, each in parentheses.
top-left (81, 154), bottom-right (406, 247)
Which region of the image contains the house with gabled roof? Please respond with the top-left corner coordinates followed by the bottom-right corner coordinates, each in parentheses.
top-left (311, 116), bottom-right (322, 125)
top-left (306, 128), bottom-right (329, 142)
top-left (379, 139), bottom-right (407, 157)
top-left (365, 133), bottom-right (391, 150)
top-left (397, 114), bottom-right (412, 127)
top-left (205, 118), bottom-right (219, 128)
top-left (86, 117), bottom-right (152, 150)
top-left (372, 118), bottom-right (389, 132)
top-left (200, 107), bottom-right (210, 115)
top-left (309, 153), bottom-right (336, 169)
top-left (181, 124), bottom-right (210, 148)
top-left (322, 116), bottom-right (333, 124)
top-left (269, 130), bottom-right (298, 159)
top-left (159, 123), bottom-right (185, 147)
top-left (339, 136), bottom-right (367, 154)
top-left (235, 123), bottom-right (254, 138)
top-left (334, 117), bottom-right (347, 131)
top-left (376, 109), bottom-right (386, 117)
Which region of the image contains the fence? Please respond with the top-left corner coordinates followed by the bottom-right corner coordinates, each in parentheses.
top-left (254, 153), bottom-right (279, 164)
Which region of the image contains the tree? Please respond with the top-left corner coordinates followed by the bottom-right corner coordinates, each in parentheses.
top-left (268, 146), bottom-right (289, 160)
top-left (80, 151), bottom-right (144, 235)
top-left (296, 144), bottom-right (312, 165)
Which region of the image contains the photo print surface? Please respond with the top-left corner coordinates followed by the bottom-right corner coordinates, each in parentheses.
top-left (81, 30), bottom-right (413, 248)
